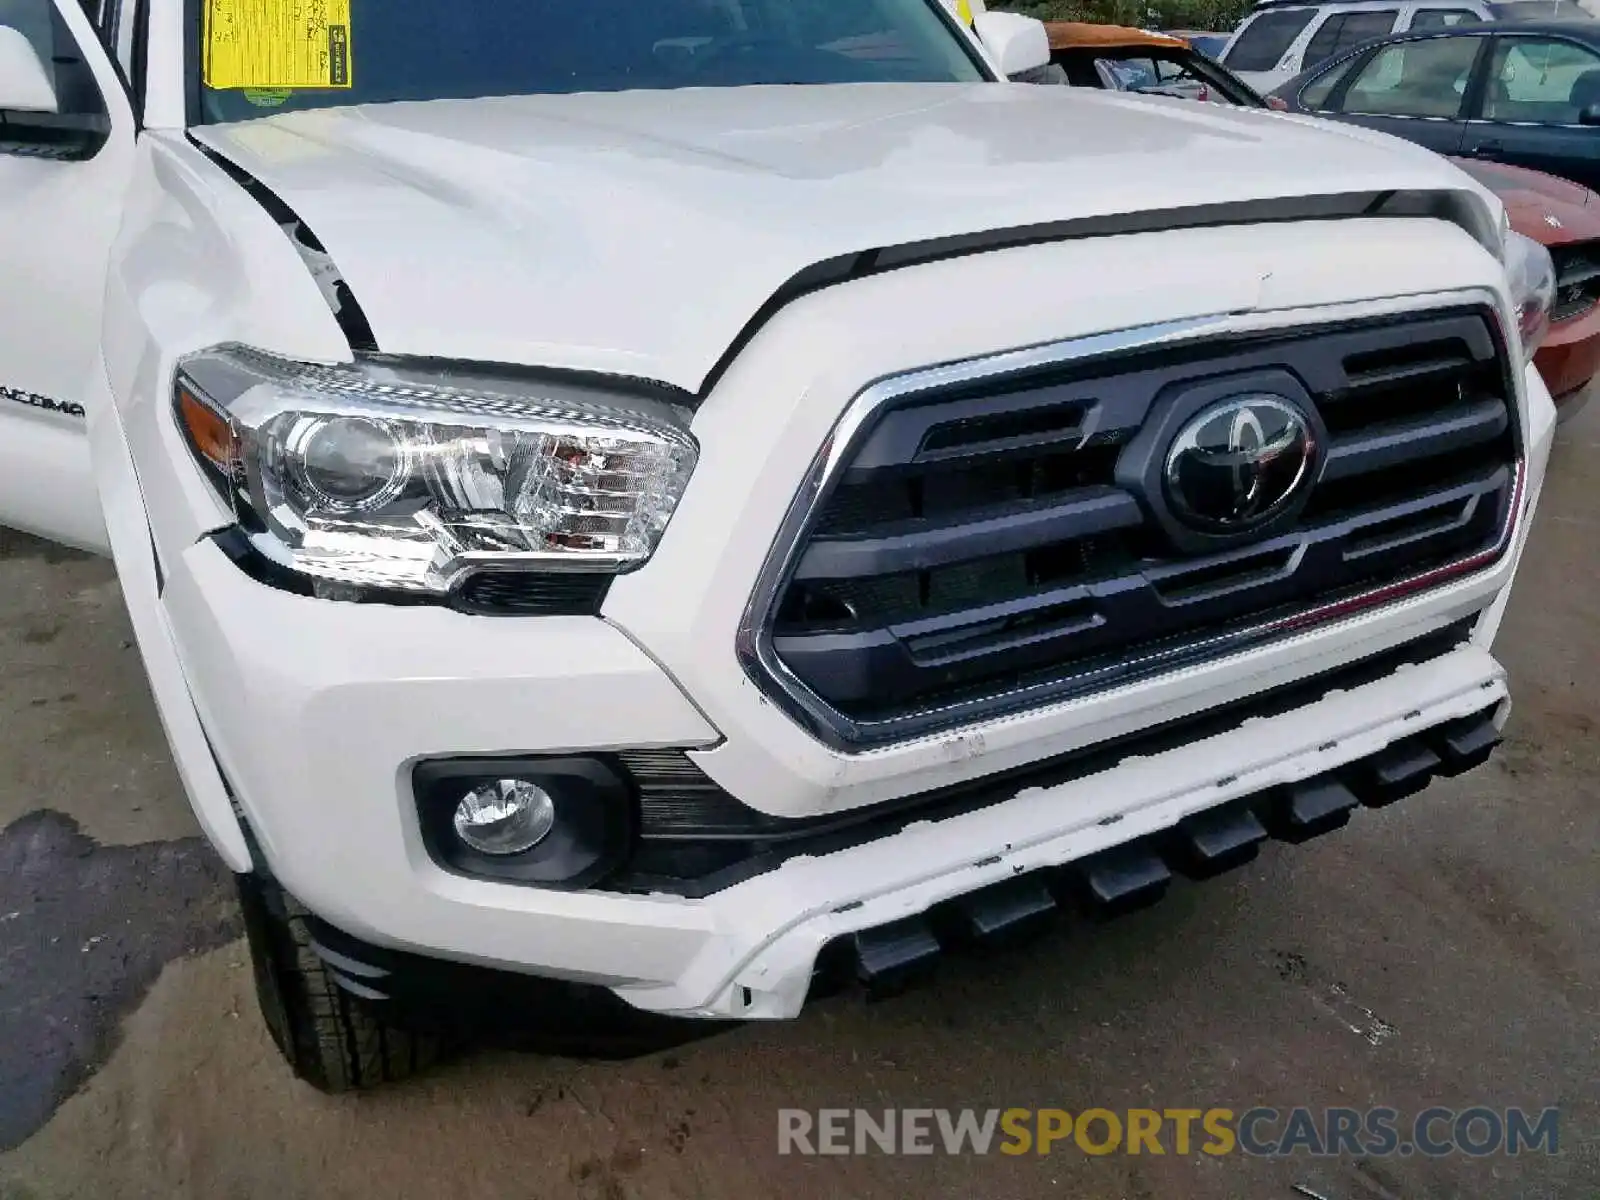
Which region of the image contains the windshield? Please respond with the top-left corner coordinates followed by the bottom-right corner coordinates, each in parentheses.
top-left (193, 0), bottom-right (988, 124)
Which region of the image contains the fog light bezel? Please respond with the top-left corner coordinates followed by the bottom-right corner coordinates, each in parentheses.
top-left (413, 756), bottom-right (637, 889)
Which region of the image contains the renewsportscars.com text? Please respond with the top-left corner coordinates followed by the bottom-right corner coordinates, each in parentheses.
top-left (777, 1106), bottom-right (1560, 1158)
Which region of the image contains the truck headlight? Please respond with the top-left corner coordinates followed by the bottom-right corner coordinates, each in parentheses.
top-left (174, 346), bottom-right (698, 598)
top-left (1502, 227), bottom-right (1556, 363)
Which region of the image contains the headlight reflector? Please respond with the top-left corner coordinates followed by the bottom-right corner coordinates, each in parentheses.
top-left (176, 346), bottom-right (698, 598)
top-left (282, 415), bottom-right (413, 514)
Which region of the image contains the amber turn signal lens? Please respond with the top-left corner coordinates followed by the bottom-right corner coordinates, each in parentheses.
top-left (177, 385), bottom-right (239, 473)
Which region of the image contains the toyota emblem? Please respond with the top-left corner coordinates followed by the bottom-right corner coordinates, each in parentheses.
top-left (1163, 395), bottom-right (1316, 533)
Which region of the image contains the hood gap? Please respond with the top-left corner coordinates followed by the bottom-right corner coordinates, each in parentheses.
top-left (189, 136), bottom-right (380, 354)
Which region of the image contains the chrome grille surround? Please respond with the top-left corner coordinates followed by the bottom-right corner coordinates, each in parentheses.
top-left (738, 289), bottom-right (1524, 751)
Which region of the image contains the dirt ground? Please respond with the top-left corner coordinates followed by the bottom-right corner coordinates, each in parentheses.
top-left (0, 403), bottom-right (1595, 1200)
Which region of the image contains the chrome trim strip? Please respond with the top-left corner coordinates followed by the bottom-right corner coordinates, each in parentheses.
top-left (1355, 114), bottom-right (1457, 123)
top-left (1465, 118), bottom-right (1600, 129)
top-left (736, 286), bottom-right (1520, 753)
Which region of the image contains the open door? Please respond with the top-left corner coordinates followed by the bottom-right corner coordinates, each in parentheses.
top-left (0, 0), bottom-right (137, 553)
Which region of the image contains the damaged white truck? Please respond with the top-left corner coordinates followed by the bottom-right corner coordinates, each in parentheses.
top-left (0, 0), bottom-right (1558, 1091)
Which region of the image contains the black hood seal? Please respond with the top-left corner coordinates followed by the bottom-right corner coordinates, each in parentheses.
top-left (694, 186), bottom-right (1496, 400)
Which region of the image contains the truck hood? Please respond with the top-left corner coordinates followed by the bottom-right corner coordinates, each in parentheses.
top-left (194, 83), bottom-right (1480, 393)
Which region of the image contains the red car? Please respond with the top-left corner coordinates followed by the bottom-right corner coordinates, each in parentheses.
top-left (1452, 157), bottom-right (1600, 420)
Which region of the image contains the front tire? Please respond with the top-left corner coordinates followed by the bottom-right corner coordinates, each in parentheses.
top-left (236, 874), bottom-right (441, 1092)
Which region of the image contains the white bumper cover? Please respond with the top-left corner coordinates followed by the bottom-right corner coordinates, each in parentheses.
top-left (623, 643), bottom-right (1509, 1017)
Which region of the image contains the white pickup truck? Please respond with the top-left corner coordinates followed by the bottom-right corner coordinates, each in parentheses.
top-left (0, 0), bottom-right (1558, 1091)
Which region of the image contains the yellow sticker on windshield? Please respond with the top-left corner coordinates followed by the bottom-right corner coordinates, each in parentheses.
top-left (203, 0), bottom-right (353, 90)
top-left (956, 0), bottom-right (974, 24)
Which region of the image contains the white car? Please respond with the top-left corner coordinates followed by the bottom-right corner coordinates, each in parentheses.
top-left (0, 0), bottom-right (1559, 1091)
top-left (1221, 0), bottom-right (1592, 93)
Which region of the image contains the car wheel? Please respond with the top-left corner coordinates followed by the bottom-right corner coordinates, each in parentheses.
top-left (236, 873), bottom-right (442, 1092)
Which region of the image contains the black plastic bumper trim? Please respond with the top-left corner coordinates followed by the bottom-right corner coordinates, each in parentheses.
top-left (850, 918), bottom-right (942, 996)
top-left (1353, 738), bottom-right (1444, 808)
top-left (1428, 711), bottom-right (1504, 776)
top-left (612, 617), bottom-right (1482, 896)
top-left (818, 700), bottom-right (1502, 1001)
top-left (1167, 804), bottom-right (1270, 879)
top-left (943, 876), bottom-right (1058, 945)
top-left (1269, 776), bottom-right (1361, 844)
top-left (1076, 844), bottom-right (1173, 917)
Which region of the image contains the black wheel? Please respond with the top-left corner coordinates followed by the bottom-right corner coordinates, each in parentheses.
top-left (236, 874), bottom-right (441, 1093)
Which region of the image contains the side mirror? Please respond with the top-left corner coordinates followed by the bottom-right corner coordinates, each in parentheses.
top-left (972, 12), bottom-right (1052, 79)
top-left (1579, 103), bottom-right (1600, 126)
top-left (0, 26), bottom-right (57, 113)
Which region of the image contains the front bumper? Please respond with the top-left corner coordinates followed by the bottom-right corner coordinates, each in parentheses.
top-left (164, 500), bottom-right (1521, 1018)
top-left (290, 638), bottom-right (1509, 1020)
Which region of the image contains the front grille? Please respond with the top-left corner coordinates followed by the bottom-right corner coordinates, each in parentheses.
top-left (1550, 241), bottom-right (1600, 323)
top-left (749, 307), bottom-right (1519, 747)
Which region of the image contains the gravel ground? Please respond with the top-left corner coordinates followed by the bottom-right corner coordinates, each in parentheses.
top-left (0, 403), bottom-right (1595, 1200)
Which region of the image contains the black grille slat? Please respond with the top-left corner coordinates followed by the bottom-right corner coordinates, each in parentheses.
top-left (613, 749), bottom-right (751, 841)
top-left (920, 402), bottom-right (1088, 456)
top-left (1340, 352), bottom-right (1477, 393)
top-left (1303, 446), bottom-right (1505, 523)
top-left (450, 572), bottom-right (610, 616)
top-left (901, 589), bottom-right (1105, 666)
top-left (1552, 296), bottom-right (1594, 323)
top-left (1551, 242), bottom-right (1600, 323)
top-left (793, 487), bottom-right (1141, 582)
top-left (844, 384), bottom-right (1095, 475)
top-left (758, 308), bottom-right (1518, 747)
top-left (1320, 396), bottom-right (1508, 481)
top-left (1556, 257), bottom-right (1600, 288)
top-left (822, 444), bottom-right (1124, 532)
top-left (1147, 545), bottom-right (1298, 604)
top-left (1342, 491), bottom-right (1483, 561)
top-left (771, 469), bottom-right (1507, 717)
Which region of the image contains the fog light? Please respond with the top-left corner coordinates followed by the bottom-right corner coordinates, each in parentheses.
top-left (452, 780), bottom-right (557, 856)
top-left (416, 756), bottom-right (635, 888)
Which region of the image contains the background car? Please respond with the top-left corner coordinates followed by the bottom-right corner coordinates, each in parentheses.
top-left (1045, 22), bottom-right (1279, 105)
top-left (1273, 21), bottom-right (1600, 189)
top-left (1453, 155), bottom-right (1600, 416)
top-left (1164, 29), bottom-right (1233, 57)
top-left (1029, 24), bottom-right (1598, 415)
top-left (1221, 0), bottom-right (1592, 93)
